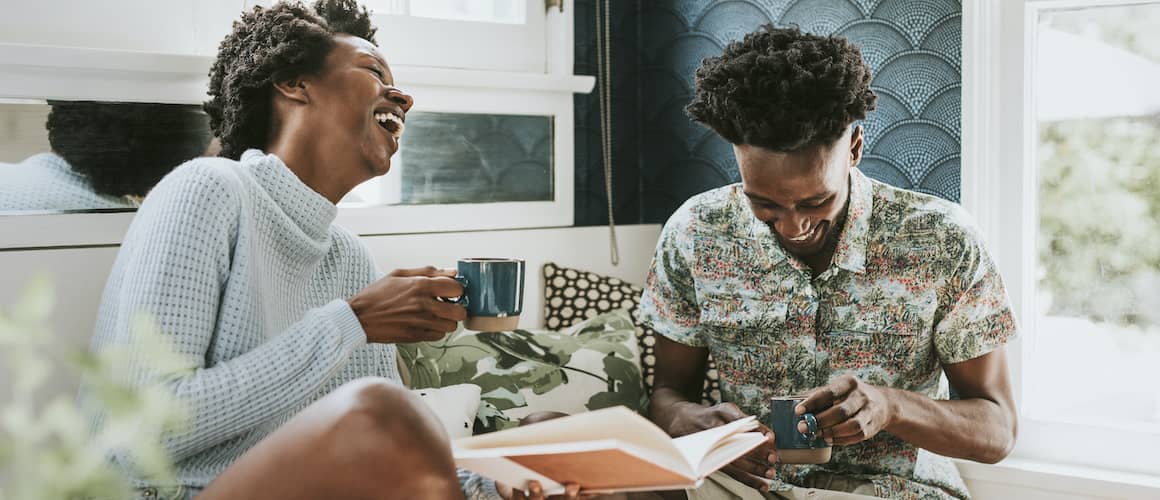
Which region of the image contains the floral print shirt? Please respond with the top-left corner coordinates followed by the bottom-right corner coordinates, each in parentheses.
top-left (639, 168), bottom-right (1017, 499)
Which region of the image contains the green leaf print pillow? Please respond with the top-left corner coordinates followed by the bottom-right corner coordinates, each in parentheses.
top-left (397, 310), bottom-right (647, 434)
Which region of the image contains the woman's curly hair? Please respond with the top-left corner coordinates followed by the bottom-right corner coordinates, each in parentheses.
top-left (46, 101), bottom-right (211, 197)
top-left (204, 0), bottom-right (376, 159)
top-left (686, 25), bottom-right (877, 152)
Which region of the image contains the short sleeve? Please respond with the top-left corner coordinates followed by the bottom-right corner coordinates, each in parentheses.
top-left (934, 225), bottom-right (1019, 364)
top-left (639, 204), bottom-right (705, 347)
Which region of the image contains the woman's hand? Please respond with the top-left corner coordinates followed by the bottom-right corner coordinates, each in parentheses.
top-left (348, 266), bottom-right (467, 344)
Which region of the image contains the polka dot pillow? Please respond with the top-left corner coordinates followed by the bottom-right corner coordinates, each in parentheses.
top-left (542, 262), bottom-right (720, 406)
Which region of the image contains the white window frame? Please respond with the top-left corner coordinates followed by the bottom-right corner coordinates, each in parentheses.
top-left (962, 0), bottom-right (1160, 477)
top-left (334, 64), bottom-right (588, 236)
top-left (252, 0), bottom-right (553, 74)
top-left (0, 3), bottom-right (592, 249)
top-left (369, 0), bottom-right (548, 73)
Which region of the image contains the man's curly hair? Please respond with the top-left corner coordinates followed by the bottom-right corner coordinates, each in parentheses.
top-left (46, 101), bottom-right (211, 197)
top-left (204, 0), bottom-right (377, 159)
top-left (686, 25), bottom-right (877, 152)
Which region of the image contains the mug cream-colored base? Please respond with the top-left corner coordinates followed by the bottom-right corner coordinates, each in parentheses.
top-left (776, 447), bottom-right (832, 464)
top-left (465, 316), bottom-right (520, 331)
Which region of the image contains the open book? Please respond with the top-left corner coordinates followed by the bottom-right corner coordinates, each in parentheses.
top-left (452, 406), bottom-right (768, 494)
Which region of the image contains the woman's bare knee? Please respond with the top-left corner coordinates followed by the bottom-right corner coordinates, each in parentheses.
top-left (203, 378), bottom-right (462, 499)
top-left (328, 379), bottom-right (461, 494)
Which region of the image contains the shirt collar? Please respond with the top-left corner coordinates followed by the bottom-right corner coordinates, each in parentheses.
top-left (745, 168), bottom-right (874, 273)
top-left (747, 201), bottom-right (788, 267)
top-left (831, 168), bottom-right (873, 273)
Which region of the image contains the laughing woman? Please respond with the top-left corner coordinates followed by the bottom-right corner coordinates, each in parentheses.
top-left (85, 1), bottom-right (568, 499)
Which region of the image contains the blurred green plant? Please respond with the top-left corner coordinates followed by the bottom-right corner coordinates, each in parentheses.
top-left (1039, 116), bottom-right (1160, 327)
top-left (0, 277), bottom-right (189, 500)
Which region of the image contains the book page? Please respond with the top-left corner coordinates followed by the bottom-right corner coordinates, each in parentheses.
top-left (671, 416), bottom-right (759, 471)
top-left (693, 432), bottom-right (770, 478)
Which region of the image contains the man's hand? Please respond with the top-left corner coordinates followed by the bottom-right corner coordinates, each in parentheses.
top-left (348, 266), bottom-right (467, 344)
top-left (650, 338), bottom-right (774, 490)
top-left (797, 375), bottom-right (895, 446)
top-left (661, 401), bottom-right (776, 492)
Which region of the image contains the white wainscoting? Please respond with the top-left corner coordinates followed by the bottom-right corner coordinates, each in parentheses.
top-left (0, 245), bottom-right (122, 409)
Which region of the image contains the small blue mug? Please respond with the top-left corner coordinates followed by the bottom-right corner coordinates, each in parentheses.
top-left (452, 258), bottom-right (525, 331)
top-left (769, 396), bottom-right (832, 464)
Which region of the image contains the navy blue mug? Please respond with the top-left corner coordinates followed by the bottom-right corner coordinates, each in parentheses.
top-left (453, 258), bottom-right (525, 331)
top-left (769, 396), bottom-right (831, 464)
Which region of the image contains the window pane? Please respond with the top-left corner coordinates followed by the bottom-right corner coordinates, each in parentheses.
top-left (362, 0), bottom-right (544, 72)
top-left (1032, 3), bottom-right (1160, 429)
top-left (366, 0), bottom-right (527, 24)
top-left (342, 112), bottom-right (554, 206)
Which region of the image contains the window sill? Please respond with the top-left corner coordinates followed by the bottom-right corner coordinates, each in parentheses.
top-left (393, 65), bottom-right (594, 94)
top-left (0, 43), bottom-right (596, 104)
top-left (0, 212), bottom-right (135, 250)
top-left (956, 457), bottom-right (1160, 499)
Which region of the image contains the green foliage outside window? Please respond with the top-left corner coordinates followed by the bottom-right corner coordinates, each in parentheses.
top-left (1038, 116), bottom-right (1160, 327)
top-left (1037, 5), bottom-right (1160, 331)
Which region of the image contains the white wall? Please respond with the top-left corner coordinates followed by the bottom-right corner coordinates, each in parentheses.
top-left (0, 245), bottom-right (121, 410)
top-left (0, 0), bottom-right (244, 56)
top-left (959, 460), bottom-right (1160, 500)
top-left (0, 103), bottom-right (51, 163)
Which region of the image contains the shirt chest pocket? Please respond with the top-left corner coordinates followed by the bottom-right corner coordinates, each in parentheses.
top-left (699, 297), bottom-right (789, 347)
top-left (824, 304), bottom-right (933, 373)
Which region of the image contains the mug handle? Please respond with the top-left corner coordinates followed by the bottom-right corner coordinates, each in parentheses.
top-left (438, 275), bottom-right (469, 307)
top-left (799, 413), bottom-right (818, 440)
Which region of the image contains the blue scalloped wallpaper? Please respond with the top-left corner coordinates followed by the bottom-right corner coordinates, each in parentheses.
top-left (574, 0), bottom-right (962, 226)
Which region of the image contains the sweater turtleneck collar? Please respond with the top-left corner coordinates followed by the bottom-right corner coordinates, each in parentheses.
top-left (240, 149), bottom-right (337, 243)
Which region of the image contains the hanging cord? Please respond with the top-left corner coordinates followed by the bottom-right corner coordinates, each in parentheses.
top-left (595, 0), bottom-right (619, 265)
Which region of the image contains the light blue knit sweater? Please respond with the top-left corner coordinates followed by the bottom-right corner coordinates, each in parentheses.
top-left (88, 149), bottom-right (499, 499)
top-left (0, 153), bottom-right (137, 211)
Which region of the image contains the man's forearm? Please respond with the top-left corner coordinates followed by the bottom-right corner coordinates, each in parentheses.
top-left (882, 387), bottom-right (1016, 463)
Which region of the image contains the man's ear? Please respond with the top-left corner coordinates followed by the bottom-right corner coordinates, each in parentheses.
top-left (272, 77), bottom-right (310, 104)
top-left (849, 125), bottom-right (865, 168)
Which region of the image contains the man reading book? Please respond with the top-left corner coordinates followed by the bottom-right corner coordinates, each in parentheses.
top-left (639, 26), bottom-right (1019, 500)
